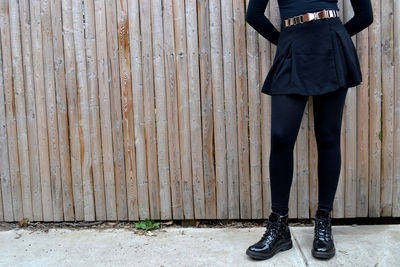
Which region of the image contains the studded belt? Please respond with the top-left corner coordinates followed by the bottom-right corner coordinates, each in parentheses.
top-left (283, 9), bottom-right (339, 28)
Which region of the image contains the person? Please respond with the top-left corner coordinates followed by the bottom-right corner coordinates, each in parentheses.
top-left (244, 0), bottom-right (373, 261)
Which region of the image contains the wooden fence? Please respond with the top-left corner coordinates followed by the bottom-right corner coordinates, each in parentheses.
top-left (0, 0), bottom-right (399, 222)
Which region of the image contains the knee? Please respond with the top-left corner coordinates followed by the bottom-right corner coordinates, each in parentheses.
top-left (315, 130), bottom-right (340, 149)
top-left (271, 129), bottom-right (295, 150)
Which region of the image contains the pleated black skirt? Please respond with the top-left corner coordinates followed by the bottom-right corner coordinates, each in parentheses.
top-left (262, 16), bottom-right (362, 96)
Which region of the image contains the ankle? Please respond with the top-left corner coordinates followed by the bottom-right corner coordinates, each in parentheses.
top-left (317, 206), bottom-right (332, 213)
top-left (272, 208), bottom-right (289, 217)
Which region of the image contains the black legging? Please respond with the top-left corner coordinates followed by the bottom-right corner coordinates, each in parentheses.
top-left (269, 86), bottom-right (348, 215)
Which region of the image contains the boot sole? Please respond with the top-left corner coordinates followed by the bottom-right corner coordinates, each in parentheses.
top-left (246, 240), bottom-right (293, 260)
top-left (311, 247), bottom-right (335, 259)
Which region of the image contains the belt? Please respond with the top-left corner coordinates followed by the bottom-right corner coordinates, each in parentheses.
top-left (282, 9), bottom-right (339, 28)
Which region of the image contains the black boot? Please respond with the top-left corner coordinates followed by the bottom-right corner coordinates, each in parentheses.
top-left (246, 211), bottom-right (293, 260)
top-left (311, 208), bottom-right (335, 259)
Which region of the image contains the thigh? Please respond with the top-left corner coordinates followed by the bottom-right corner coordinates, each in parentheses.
top-left (271, 93), bottom-right (308, 144)
top-left (313, 87), bottom-right (348, 138)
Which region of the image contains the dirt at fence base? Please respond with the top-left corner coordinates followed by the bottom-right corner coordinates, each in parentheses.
top-left (1, 216), bottom-right (400, 234)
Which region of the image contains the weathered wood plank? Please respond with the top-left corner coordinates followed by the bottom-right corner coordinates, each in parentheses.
top-left (94, 0), bottom-right (117, 220)
top-left (84, 0), bottom-right (106, 220)
top-left (380, 0), bottom-right (395, 217)
top-left (128, 0), bottom-right (150, 219)
top-left (9, 0), bottom-right (33, 220)
top-left (72, 0), bottom-right (95, 221)
top-left (50, 0), bottom-right (74, 221)
top-left (30, 0), bottom-right (53, 221)
top-left (344, 0), bottom-right (357, 218)
top-left (61, 0), bottom-right (83, 221)
top-left (138, 0), bottom-right (160, 220)
top-left (171, 0), bottom-right (190, 219)
top-left (0, 20), bottom-right (14, 221)
top-left (198, 0), bottom-right (215, 219)
top-left (105, 0), bottom-right (128, 220)
top-left (245, 0), bottom-right (262, 219)
top-left (19, 0), bottom-right (42, 221)
top-left (393, 0), bottom-right (400, 217)
top-left (210, 0), bottom-right (228, 219)
top-left (117, 0), bottom-right (139, 221)
top-left (221, 0), bottom-right (240, 219)
top-left (260, 1), bottom-right (273, 219)
top-left (368, 0), bottom-right (382, 217)
top-left (186, 0), bottom-right (204, 219)
top-left (233, 0), bottom-right (250, 219)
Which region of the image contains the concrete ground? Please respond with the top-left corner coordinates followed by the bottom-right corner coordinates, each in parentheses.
top-left (1, 224), bottom-right (399, 266)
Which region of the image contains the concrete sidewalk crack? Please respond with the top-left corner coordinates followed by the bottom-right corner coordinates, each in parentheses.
top-left (292, 232), bottom-right (309, 266)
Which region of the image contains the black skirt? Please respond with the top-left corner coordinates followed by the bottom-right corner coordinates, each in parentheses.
top-left (262, 16), bottom-right (362, 96)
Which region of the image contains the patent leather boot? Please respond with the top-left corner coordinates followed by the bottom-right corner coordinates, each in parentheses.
top-left (246, 211), bottom-right (293, 260)
top-left (311, 208), bottom-right (335, 259)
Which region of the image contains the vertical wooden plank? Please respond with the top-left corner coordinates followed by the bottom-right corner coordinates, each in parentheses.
top-left (245, 0), bottom-right (262, 219)
top-left (172, 0), bottom-right (190, 219)
top-left (19, 0), bottom-right (43, 221)
top-left (297, 100), bottom-right (309, 219)
top-left (150, 0), bottom-right (172, 220)
top-left (41, 0), bottom-right (64, 221)
top-left (0, 156), bottom-right (3, 220)
top-left (393, 0), bottom-right (400, 217)
top-left (333, 106), bottom-right (345, 218)
top-left (380, 0), bottom-right (395, 217)
top-left (1, 0), bottom-right (23, 222)
top-left (197, 0), bottom-right (215, 219)
top-left (162, 0), bottom-right (182, 220)
top-left (61, 0), bottom-right (83, 221)
top-left (9, 0), bottom-right (33, 220)
top-left (72, 0), bottom-right (95, 221)
top-left (186, 0), bottom-right (205, 219)
top-left (94, 0), bottom-right (117, 220)
top-left (233, 0), bottom-right (250, 219)
top-left (269, 1), bottom-right (279, 58)
top-left (84, 0), bottom-right (107, 221)
top-left (137, 0), bottom-right (159, 220)
top-left (128, 0), bottom-right (150, 219)
top-left (290, 145), bottom-right (298, 217)
top-left (368, 0), bottom-right (382, 217)
top-left (0, 29), bottom-right (14, 222)
top-left (260, 1), bottom-right (272, 219)
top-left (83, 0), bottom-right (107, 220)
top-left (0, 33), bottom-right (6, 222)
top-left (162, 0), bottom-right (183, 220)
top-left (309, 97), bottom-right (318, 218)
top-left (50, 0), bottom-right (74, 221)
top-left (209, 0), bottom-right (227, 219)
top-left (105, 0), bottom-right (128, 220)
top-left (30, 0), bottom-right (53, 221)
top-left (41, 0), bottom-right (63, 221)
top-left (356, 10), bottom-right (370, 218)
top-left (117, 0), bottom-right (139, 221)
top-left (344, 0), bottom-right (357, 218)
top-left (221, 0), bottom-right (239, 219)
top-left (333, 1), bottom-right (345, 218)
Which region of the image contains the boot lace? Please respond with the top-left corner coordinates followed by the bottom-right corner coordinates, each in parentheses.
top-left (261, 221), bottom-right (280, 245)
top-left (315, 217), bottom-right (331, 241)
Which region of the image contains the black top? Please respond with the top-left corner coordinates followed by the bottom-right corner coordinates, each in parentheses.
top-left (246, 0), bottom-right (374, 46)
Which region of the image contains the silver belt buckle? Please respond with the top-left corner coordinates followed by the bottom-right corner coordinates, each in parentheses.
top-left (303, 12), bottom-right (315, 22)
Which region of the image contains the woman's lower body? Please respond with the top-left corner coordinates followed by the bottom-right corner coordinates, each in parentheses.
top-left (269, 86), bottom-right (348, 216)
top-left (246, 86), bottom-right (346, 260)
top-left (247, 12), bottom-right (361, 262)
